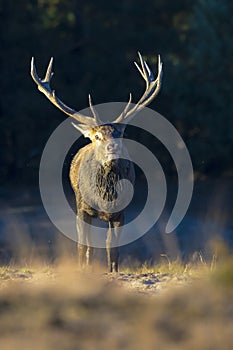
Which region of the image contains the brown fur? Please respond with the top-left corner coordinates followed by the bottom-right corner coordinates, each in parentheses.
top-left (70, 124), bottom-right (135, 272)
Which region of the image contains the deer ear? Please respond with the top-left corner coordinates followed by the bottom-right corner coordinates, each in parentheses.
top-left (71, 122), bottom-right (92, 138)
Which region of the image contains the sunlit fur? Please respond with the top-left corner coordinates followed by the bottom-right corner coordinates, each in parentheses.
top-left (70, 124), bottom-right (135, 272)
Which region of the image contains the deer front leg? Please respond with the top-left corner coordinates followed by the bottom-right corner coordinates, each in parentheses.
top-left (76, 211), bottom-right (93, 267)
top-left (106, 214), bottom-right (124, 273)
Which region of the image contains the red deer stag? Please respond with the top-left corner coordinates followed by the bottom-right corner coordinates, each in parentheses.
top-left (31, 53), bottom-right (162, 272)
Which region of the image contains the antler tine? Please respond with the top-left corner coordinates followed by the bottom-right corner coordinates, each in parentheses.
top-left (88, 94), bottom-right (102, 125)
top-left (44, 57), bottom-right (54, 82)
top-left (30, 57), bottom-right (98, 127)
top-left (113, 93), bottom-right (132, 124)
top-left (135, 52), bottom-right (146, 79)
top-left (134, 52), bottom-right (155, 88)
top-left (31, 57), bottom-right (42, 85)
top-left (138, 54), bottom-right (163, 106)
top-left (114, 53), bottom-right (163, 124)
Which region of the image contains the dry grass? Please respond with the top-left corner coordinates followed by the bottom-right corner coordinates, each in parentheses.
top-left (0, 258), bottom-right (232, 350)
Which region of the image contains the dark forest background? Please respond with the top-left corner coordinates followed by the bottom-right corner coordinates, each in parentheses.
top-left (0, 0), bottom-right (232, 185)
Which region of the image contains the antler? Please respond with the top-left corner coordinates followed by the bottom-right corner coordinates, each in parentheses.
top-left (31, 53), bottom-right (162, 127)
top-left (114, 52), bottom-right (163, 124)
top-left (31, 57), bottom-right (101, 127)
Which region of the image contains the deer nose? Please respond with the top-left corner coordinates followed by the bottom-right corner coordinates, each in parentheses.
top-left (107, 142), bottom-right (118, 152)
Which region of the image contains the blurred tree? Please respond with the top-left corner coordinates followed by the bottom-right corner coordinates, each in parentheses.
top-left (168, 0), bottom-right (233, 176)
top-left (0, 0), bottom-right (79, 183)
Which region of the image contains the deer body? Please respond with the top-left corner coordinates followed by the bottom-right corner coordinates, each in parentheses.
top-left (70, 142), bottom-right (134, 220)
top-left (69, 126), bottom-right (135, 271)
top-left (31, 52), bottom-right (162, 272)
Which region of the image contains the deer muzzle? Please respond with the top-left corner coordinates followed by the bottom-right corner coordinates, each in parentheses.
top-left (105, 141), bottom-right (121, 160)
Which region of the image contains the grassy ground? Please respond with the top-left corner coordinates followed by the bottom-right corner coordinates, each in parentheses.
top-left (0, 257), bottom-right (232, 350)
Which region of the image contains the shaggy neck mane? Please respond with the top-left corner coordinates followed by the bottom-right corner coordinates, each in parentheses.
top-left (96, 160), bottom-right (123, 201)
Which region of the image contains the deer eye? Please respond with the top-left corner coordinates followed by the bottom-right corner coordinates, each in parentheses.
top-left (95, 134), bottom-right (100, 140)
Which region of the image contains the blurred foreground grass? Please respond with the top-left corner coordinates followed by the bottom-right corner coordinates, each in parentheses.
top-left (0, 258), bottom-right (232, 350)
